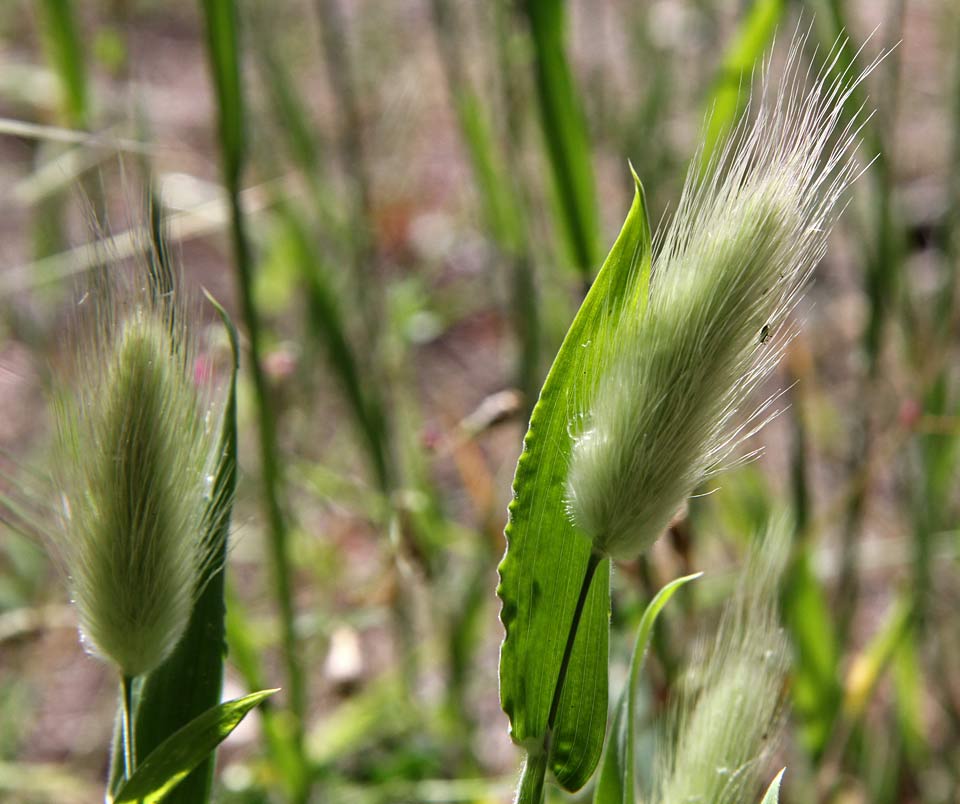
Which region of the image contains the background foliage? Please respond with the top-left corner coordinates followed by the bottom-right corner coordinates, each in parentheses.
top-left (0, 1), bottom-right (958, 802)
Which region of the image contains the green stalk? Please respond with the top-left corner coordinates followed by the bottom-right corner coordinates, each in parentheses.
top-left (522, 0), bottom-right (601, 285)
top-left (516, 750), bottom-right (548, 804)
top-left (120, 675), bottom-right (137, 780)
top-left (229, 187), bottom-right (308, 789)
top-left (806, 0), bottom-right (905, 645)
top-left (313, 0), bottom-right (380, 346)
top-left (429, 0), bottom-right (541, 412)
top-left (198, 0), bottom-right (308, 799)
top-left (118, 674), bottom-right (145, 804)
top-left (37, 0), bottom-right (89, 128)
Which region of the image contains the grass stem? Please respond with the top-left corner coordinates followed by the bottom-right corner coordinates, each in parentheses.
top-left (120, 674), bottom-right (137, 780)
top-left (547, 550), bottom-right (602, 730)
top-left (515, 749), bottom-right (547, 804)
top-left (198, 0), bottom-right (309, 796)
top-left (226, 188), bottom-right (308, 790)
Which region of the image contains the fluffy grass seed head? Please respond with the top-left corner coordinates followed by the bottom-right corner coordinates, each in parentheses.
top-left (654, 518), bottom-right (791, 804)
top-left (54, 281), bottom-right (223, 678)
top-left (566, 35), bottom-right (878, 560)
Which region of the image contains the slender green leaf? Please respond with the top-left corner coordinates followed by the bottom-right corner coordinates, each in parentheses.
top-left (781, 547), bottom-right (841, 756)
top-left (594, 573), bottom-right (701, 804)
top-left (523, 0), bottom-right (600, 279)
top-left (199, 1), bottom-right (308, 794)
top-left (498, 172), bottom-right (651, 793)
top-left (759, 769), bottom-right (785, 804)
top-left (700, 0), bottom-right (786, 167)
top-left (430, 0), bottom-right (540, 406)
top-left (842, 596), bottom-right (913, 720)
top-left (112, 690), bottom-right (277, 804)
top-left (199, 0), bottom-right (244, 186)
top-left (892, 629), bottom-right (926, 764)
top-left (37, 0), bottom-right (89, 126)
top-left (280, 205), bottom-right (392, 493)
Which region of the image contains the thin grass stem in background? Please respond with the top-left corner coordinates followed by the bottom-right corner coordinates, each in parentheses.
top-left (698, 0), bottom-right (786, 169)
top-left (197, 1), bottom-right (309, 800)
top-left (313, 0), bottom-right (381, 349)
top-left (37, 0), bottom-right (88, 128)
top-left (521, 0), bottom-right (601, 286)
top-left (804, 0), bottom-right (905, 649)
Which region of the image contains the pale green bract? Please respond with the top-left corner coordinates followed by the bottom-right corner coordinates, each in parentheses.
top-left (55, 294), bottom-right (223, 678)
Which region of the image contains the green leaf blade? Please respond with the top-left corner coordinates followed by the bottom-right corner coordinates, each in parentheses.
top-left (700, 0), bottom-right (786, 168)
top-left (498, 175), bottom-right (652, 792)
top-left (38, 0), bottom-right (90, 127)
top-left (113, 690), bottom-right (277, 804)
top-left (199, 0), bottom-right (245, 185)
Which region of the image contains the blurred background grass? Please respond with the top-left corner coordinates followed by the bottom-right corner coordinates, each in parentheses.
top-left (0, 1), bottom-right (959, 802)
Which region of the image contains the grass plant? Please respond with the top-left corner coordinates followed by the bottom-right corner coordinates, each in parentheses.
top-left (4, 2), bottom-right (957, 803)
top-left (500, 28), bottom-right (881, 804)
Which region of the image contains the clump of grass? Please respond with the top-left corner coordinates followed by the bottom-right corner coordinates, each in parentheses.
top-left (565, 34), bottom-right (879, 561)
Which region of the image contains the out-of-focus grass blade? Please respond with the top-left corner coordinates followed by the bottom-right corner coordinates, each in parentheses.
top-left (34, 0), bottom-right (93, 269)
top-left (280, 204), bottom-right (392, 493)
top-left (249, 13), bottom-right (345, 240)
top-left (781, 547), bottom-right (842, 756)
top-left (37, 0), bottom-right (89, 126)
top-left (112, 690), bottom-right (277, 804)
top-left (910, 377), bottom-right (957, 621)
top-left (594, 573), bottom-right (701, 804)
top-left (806, 0), bottom-right (904, 647)
top-left (758, 769), bottom-right (786, 804)
top-left (108, 293), bottom-right (239, 802)
top-left (224, 588), bottom-right (307, 794)
top-left (430, 0), bottom-right (524, 252)
top-left (699, 0), bottom-right (785, 168)
top-left (892, 630), bottom-right (927, 765)
top-left (522, 0), bottom-right (600, 281)
top-left (842, 596), bottom-right (913, 721)
top-left (498, 173), bottom-right (651, 795)
top-left (199, 0), bottom-right (244, 186)
top-left (198, 1), bottom-right (307, 798)
top-left (254, 35), bottom-right (322, 184)
top-left (454, 90), bottom-right (525, 252)
top-left (809, 0), bottom-right (902, 366)
top-left (429, 0), bottom-right (540, 407)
